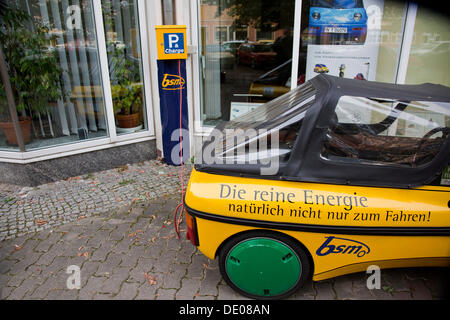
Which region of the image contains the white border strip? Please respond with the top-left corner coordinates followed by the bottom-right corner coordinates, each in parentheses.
top-left (394, 2), bottom-right (417, 85)
top-left (92, 0), bottom-right (117, 142)
top-left (138, 0), bottom-right (155, 137)
top-left (291, 0), bottom-right (302, 90)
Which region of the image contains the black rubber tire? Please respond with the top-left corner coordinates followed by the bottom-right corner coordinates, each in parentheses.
top-left (218, 230), bottom-right (312, 300)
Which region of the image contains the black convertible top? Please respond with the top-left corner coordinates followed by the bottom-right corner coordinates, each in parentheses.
top-left (196, 75), bottom-right (450, 188)
top-left (312, 74), bottom-right (450, 102)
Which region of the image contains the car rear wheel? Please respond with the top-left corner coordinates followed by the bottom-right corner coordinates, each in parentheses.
top-left (218, 230), bottom-right (311, 300)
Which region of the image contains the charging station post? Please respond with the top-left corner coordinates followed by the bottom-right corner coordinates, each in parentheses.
top-left (155, 25), bottom-right (189, 166)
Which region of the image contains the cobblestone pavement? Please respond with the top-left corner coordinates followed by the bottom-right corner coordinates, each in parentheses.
top-left (0, 160), bottom-right (191, 241)
top-left (0, 160), bottom-right (448, 300)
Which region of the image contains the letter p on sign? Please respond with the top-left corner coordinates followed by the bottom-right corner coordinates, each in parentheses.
top-left (168, 34), bottom-right (179, 48)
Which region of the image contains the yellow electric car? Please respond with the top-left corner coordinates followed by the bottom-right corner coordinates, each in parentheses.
top-left (314, 63), bottom-right (329, 73)
top-left (184, 74), bottom-right (450, 299)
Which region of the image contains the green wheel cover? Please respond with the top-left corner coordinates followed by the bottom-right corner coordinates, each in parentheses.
top-left (225, 238), bottom-right (302, 297)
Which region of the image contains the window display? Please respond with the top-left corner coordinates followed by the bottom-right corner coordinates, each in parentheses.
top-left (0, 0), bottom-right (109, 151)
top-left (304, 0), bottom-right (384, 81)
top-left (197, 0), bottom-right (420, 131)
top-left (198, 0), bottom-right (296, 126)
top-left (305, 0), bottom-right (368, 45)
top-left (0, 0), bottom-right (150, 153)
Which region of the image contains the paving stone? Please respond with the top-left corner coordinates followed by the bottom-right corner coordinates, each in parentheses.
top-left (161, 267), bottom-right (186, 289)
top-left (112, 281), bottom-right (139, 300)
top-left (314, 280), bottom-right (336, 300)
top-left (176, 278), bottom-right (201, 300)
top-left (100, 267), bottom-right (131, 294)
top-left (135, 281), bottom-right (158, 300)
top-left (95, 253), bottom-right (122, 276)
top-left (156, 288), bottom-right (177, 300)
top-left (198, 262), bottom-right (221, 296)
top-left (409, 279), bottom-right (433, 300)
top-left (79, 276), bottom-right (108, 300)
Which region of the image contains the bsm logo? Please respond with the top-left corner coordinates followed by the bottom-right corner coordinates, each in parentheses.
top-left (316, 236), bottom-right (370, 258)
top-left (161, 73), bottom-right (185, 90)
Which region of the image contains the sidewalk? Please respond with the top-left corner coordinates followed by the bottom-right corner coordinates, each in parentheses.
top-left (0, 160), bottom-right (191, 241)
top-left (0, 160), bottom-right (448, 300)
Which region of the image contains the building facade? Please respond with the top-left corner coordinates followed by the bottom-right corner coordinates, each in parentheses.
top-left (0, 0), bottom-right (448, 185)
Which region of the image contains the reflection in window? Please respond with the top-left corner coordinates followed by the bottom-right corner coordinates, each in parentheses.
top-left (406, 6), bottom-right (450, 87)
top-left (322, 96), bottom-right (450, 167)
top-left (0, 0), bottom-right (108, 151)
top-left (199, 0), bottom-right (295, 127)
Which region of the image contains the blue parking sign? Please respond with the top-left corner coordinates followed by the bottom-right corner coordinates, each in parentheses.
top-left (163, 33), bottom-right (185, 54)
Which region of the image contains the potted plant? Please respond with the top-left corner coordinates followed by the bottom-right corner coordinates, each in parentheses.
top-left (0, 8), bottom-right (64, 145)
top-left (107, 34), bottom-right (143, 131)
top-left (111, 82), bottom-right (143, 129)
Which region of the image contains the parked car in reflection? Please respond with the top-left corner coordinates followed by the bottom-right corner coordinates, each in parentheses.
top-left (205, 44), bottom-right (236, 70)
top-left (258, 39), bottom-right (275, 45)
top-left (237, 43), bottom-right (277, 68)
top-left (222, 41), bottom-right (245, 56)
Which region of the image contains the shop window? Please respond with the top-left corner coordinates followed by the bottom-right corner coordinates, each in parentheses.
top-left (322, 96), bottom-right (450, 167)
top-left (197, 0), bottom-right (419, 130)
top-left (405, 5), bottom-right (450, 86)
top-left (102, 0), bottom-right (148, 135)
top-left (0, 0), bottom-right (109, 151)
top-left (199, 0), bottom-right (296, 127)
